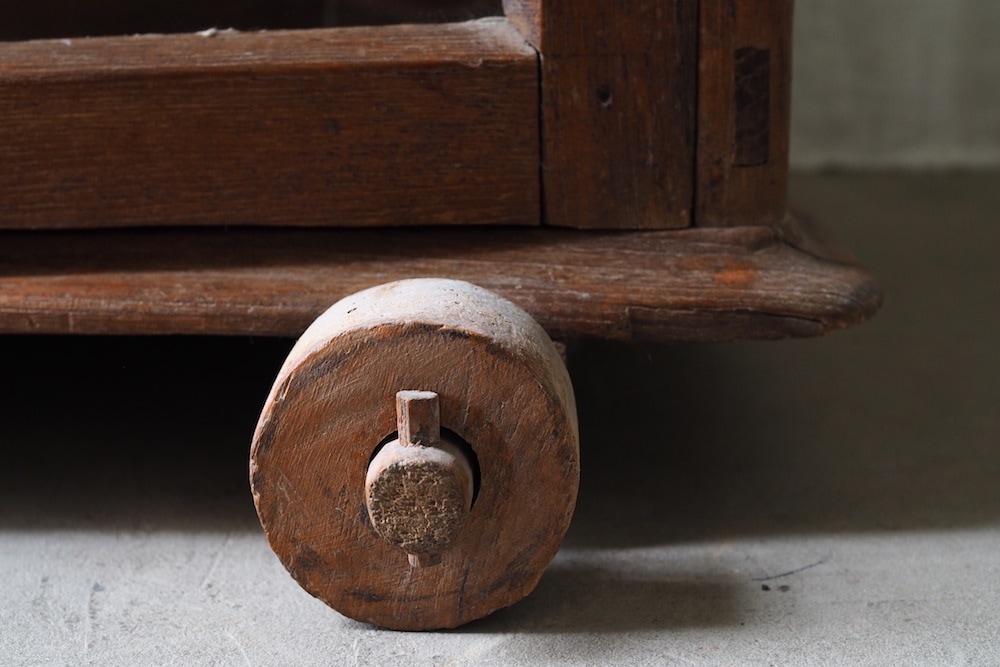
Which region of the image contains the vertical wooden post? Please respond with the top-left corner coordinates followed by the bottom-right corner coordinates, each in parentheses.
top-left (503, 0), bottom-right (698, 230)
top-left (697, 0), bottom-right (794, 227)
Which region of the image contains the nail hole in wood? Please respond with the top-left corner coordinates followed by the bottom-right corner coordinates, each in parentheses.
top-left (596, 85), bottom-right (613, 109)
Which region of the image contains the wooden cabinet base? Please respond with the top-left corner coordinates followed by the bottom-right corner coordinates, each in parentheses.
top-left (0, 220), bottom-right (879, 343)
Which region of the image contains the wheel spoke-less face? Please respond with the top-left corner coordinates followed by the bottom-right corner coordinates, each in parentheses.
top-left (250, 279), bottom-right (579, 631)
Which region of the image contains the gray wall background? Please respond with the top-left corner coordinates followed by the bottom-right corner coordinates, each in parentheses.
top-left (791, 0), bottom-right (1000, 169)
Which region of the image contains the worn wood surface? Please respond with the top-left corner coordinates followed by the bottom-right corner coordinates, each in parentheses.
top-left (0, 1), bottom-right (326, 41)
top-left (502, 0), bottom-right (697, 229)
top-left (0, 223), bottom-right (881, 342)
top-left (366, 435), bottom-right (474, 569)
top-left (0, 19), bottom-right (539, 229)
top-left (697, 0), bottom-right (794, 227)
top-left (365, 391), bottom-right (476, 568)
top-left (251, 278), bottom-right (578, 629)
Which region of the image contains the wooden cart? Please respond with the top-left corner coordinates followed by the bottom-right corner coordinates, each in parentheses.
top-left (0, 0), bottom-right (879, 630)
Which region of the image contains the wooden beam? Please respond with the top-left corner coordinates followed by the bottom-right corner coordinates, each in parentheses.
top-left (697, 0), bottom-right (794, 227)
top-left (0, 224), bottom-right (881, 342)
top-left (503, 0), bottom-right (698, 229)
top-left (0, 19), bottom-right (540, 229)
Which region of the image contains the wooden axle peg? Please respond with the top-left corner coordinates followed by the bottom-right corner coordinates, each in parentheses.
top-left (251, 278), bottom-right (579, 630)
top-left (396, 390), bottom-right (440, 448)
top-left (364, 391), bottom-right (475, 568)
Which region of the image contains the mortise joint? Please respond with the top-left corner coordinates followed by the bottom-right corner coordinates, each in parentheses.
top-left (733, 47), bottom-right (771, 167)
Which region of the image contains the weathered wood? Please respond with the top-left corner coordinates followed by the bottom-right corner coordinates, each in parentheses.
top-left (697, 0), bottom-right (794, 227)
top-left (365, 391), bottom-right (476, 568)
top-left (502, 0), bottom-right (697, 229)
top-left (0, 19), bottom-right (540, 229)
top-left (251, 278), bottom-right (578, 629)
top-left (0, 222), bottom-right (881, 342)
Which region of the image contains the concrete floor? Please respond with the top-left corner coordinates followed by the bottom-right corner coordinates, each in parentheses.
top-left (2, 173), bottom-right (999, 665)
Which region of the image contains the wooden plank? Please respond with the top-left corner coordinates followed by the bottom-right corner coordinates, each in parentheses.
top-left (0, 224), bottom-right (881, 342)
top-left (502, 0), bottom-right (698, 229)
top-left (697, 0), bottom-right (794, 227)
top-left (0, 19), bottom-right (540, 229)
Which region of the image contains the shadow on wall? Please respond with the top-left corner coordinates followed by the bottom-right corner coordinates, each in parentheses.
top-left (4, 250), bottom-right (999, 543)
top-left (567, 330), bottom-right (1000, 547)
top-left (0, 336), bottom-right (294, 533)
top-left (791, 0), bottom-right (1000, 168)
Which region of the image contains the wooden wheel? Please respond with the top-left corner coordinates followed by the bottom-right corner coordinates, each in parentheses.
top-left (250, 278), bottom-right (579, 630)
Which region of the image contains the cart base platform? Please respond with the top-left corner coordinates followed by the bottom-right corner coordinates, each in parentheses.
top-left (0, 219), bottom-right (880, 343)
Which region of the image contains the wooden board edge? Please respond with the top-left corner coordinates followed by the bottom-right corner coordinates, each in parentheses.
top-left (0, 224), bottom-right (880, 343)
top-left (0, 19), bottom-right (541, 230)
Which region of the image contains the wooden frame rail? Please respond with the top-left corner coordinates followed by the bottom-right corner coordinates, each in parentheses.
top-left (0, 20), bottom-right (539, 229)
top-left (1, 1), bottom-right (795, 230)
top-left (0, 220), bottom-right (880, 342)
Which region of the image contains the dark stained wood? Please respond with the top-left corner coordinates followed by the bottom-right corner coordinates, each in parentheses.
top-left (733, 46), bottom-right (772, 167)
top-left (252, 278), bottom-right (578, 629)
top-left (697, 0), bottom-right (794, 227)
top-left (502, 0), bottom-right (698, 229)
top-left (333, 0), bottom-right (503, 26)
top-left (0, 0), bottom-right (505, 39)
top-left (0, 223), bottom-right (881, 342)
top-left (0, 1), bottom-right (326, 41)
top-left (0, 20), bottom-right (540, 229)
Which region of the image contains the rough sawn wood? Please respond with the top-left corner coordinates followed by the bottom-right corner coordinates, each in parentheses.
top-left (0, 221), bottom-right (882, 342)
top-left (503, 0), bottom-right (697, 229)
top-left (251, 278), bottom-right (579, 630)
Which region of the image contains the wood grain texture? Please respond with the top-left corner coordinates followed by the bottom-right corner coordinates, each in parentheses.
top-left (251, 279), bottom-right (578, 629)
top-left (0, 223), bottom-right (881, 342)
top-left (502, 0), bottom-right (698, 229)
top-left (395, 390), bottom-right (441, 449)
top-left (697, 0), bottom-right (794, 227)
top-left (0, 19), bottom-right (540, 229)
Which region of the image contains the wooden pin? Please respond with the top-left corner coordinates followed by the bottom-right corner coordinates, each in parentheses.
top-left (364, 391), bottom-right (474, 568)
top-left (396, 390), bottom-right (439, 448)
